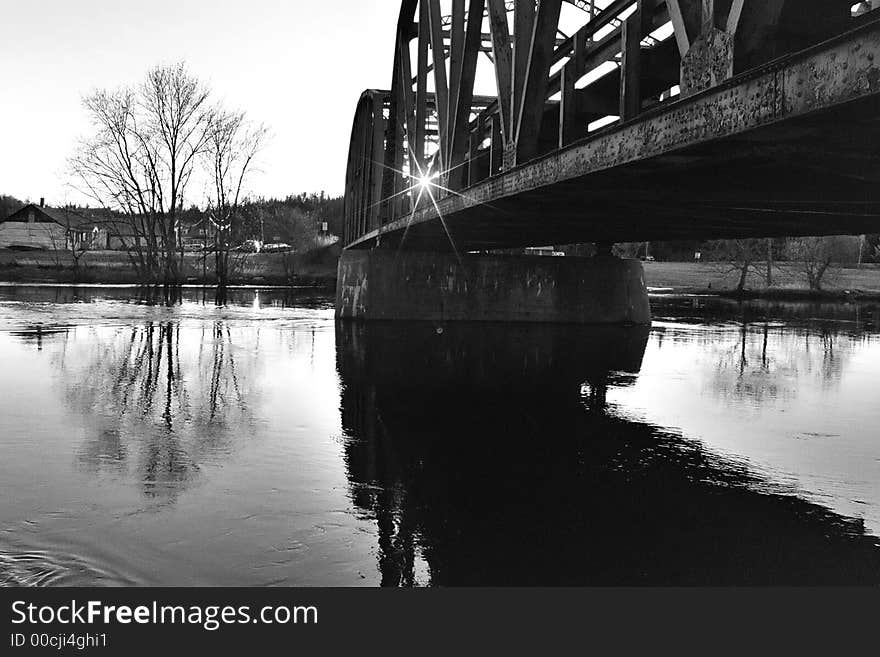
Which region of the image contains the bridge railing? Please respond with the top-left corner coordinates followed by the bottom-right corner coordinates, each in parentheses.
top-left (344, 0), bottom-right (877, 248)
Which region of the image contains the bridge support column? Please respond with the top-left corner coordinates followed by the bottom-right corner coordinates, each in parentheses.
top-left (335, 250), bottom-right (651, 325)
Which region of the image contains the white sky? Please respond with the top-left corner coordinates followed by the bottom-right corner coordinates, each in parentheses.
top-left (0, 0), bottom-right (402, 206)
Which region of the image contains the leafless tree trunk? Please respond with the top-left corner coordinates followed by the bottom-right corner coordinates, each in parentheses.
top-left (42, 216), bottom-right (95, 282)
top-left (204, 111), bottom-right (268, 288)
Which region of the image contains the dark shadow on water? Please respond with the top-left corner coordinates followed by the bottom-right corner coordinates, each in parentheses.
top-left (336, 321), bottom-right (880, 586)
top-left (7, 324), bottom-right (72, 350)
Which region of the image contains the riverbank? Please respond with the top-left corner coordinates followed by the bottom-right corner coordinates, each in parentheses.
top-left (0, 244), bottom-right (340, 288)
top-left (643, 261), bottom-right (880, 300)
top-left (2, 250), bottom-right (878, 300)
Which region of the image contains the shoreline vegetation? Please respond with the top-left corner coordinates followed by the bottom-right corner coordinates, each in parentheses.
top-left (641, 261), bottom-right (880, 301)
top-left (1, 250), bottom-right (879, 300)
top-left (0, 245), bottom-right (340, 290)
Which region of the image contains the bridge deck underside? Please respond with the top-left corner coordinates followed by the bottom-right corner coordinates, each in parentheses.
top-left (349, 21), bottom-right (880, 252)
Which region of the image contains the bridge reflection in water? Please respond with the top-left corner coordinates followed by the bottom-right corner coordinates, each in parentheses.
top-left (336, 321), bottom-right (880, 586)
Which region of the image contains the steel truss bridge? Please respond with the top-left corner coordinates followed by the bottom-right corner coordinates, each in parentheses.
top-left (343, 1), bottom-right (880, 252)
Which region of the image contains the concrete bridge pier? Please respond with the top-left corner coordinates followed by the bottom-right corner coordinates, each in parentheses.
top-left (335, 249), bottom-right (651, 325)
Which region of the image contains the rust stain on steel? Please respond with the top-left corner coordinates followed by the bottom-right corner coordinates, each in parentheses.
top-left (680, 28), bottom-right (735, 98)
top-left (350, 20), bottom-right (880, 249)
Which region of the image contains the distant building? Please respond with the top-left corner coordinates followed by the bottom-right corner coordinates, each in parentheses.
top-left (524, 246), bottom-right (564, 257)
top-left (179, 215), bottom-right (218, 251)
top-left (0, 200), bottom-right (108, 251)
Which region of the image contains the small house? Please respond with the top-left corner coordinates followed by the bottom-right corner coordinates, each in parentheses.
top-left (0, 200), bottom-right (107, 251)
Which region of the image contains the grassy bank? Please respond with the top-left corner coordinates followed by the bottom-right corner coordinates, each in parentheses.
top-left (3, 249), bottom-right (879, 300)
top-left (643, 261), bottom-right (880, 299)
top-left (0, 244), bottom-right (340, 288)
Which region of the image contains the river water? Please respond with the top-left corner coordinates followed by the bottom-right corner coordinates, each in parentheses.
top-left (0, 285), bottom-right (878, 586)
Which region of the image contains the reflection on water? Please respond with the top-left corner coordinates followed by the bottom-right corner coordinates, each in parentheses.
top-left (0, 286), bottom-right (878, 585)
top-left (58, 321), bottom-right (258, 501)
top-left (336, 319), bottom-right (880, 586)
top-left (337, 322), bottom-right (650, 586)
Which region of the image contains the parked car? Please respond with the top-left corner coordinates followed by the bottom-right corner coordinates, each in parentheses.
top-left (234, 239), bottom-right (262, 253)
top-left (262, 242), bottom-right (293, 253)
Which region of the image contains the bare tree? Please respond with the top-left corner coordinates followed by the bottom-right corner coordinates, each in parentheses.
top-left (785, 236), bottom-right (840, 291)
top-left (63, 219), bottom-right (97, 281)
top-left (40, 211), bottom-right (97, 281)
top-left (69, 62), bottom-right (214, 285)
top-left (707, 238), bottom-right (767, 293)
top-left (203, 110), bottom-right (268, 287)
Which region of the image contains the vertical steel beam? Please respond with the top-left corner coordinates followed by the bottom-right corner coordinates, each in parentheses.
top-left (384, 54), bottom-right (406, 224)
top-left (394, 83), bottom-right (407, 219)
top-left (353, 107), bottom-right (364, 238)
top-left (559, 27), bottom-right (589, 149)
top-left (397, 38), bottom-right (417, 211)
top-left (701, 0), bottom-right (715, 33)
top-left (490, 112), bottom-right (503, 174)
top-left (559, 60), bottom-right (577, 148)
top-left (513, 0), bottom-right (536, 131)
top-left (359, 108), bottom-right (372, 236)
top-left (515, 0), bottom-right (563, 164)
top-left (486, 0), bottom-right (514, 145)
top-left (381, 46), bottom-right (402, 225)
top-left (573, 28), bottom-right (588, 75)
top-left (467, 127), bottom-right (478, 185)
top-left (352, 109), bottom-right (361, 240)
top-left (427, 0), bottom-right (450, 170)
top-left (448, 0), bottom-right (466, 159)
top-left (620, 6), bottom-right (644, 121)
top-left (370, 100), bottom-right (386, 230)
top-left (398, 38), bottom-right (417, 147)
top-left (415, 2), bottom-right (430, 174)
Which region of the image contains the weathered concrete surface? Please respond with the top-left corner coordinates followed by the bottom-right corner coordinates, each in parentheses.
top-left (335, 249), bottom-right (651, 324)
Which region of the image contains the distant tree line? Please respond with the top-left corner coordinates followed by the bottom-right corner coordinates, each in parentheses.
top-left (237, 193), bottom-right (344, 245)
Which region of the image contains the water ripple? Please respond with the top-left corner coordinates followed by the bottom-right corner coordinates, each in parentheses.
top-left (0, 546), bottom-right (140, 587)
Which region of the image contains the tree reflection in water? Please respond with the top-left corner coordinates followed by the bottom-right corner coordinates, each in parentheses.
top-left (48, 319), bottom-right (259, 503)
top-left (649, 301), bottom-right (870, 406)
top-left (336, 321), bottom-right (880, 586)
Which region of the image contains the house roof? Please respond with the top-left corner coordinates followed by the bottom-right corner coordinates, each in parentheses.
top-left (1, 204), bottom-right (102, 230)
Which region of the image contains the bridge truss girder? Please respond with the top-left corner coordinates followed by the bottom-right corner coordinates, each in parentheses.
top-left (344, 0), bottom-right (878, 248)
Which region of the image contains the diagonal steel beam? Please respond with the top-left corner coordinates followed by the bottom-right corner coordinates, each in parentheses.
top-left (449, 0), bottom-right (488, 188)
